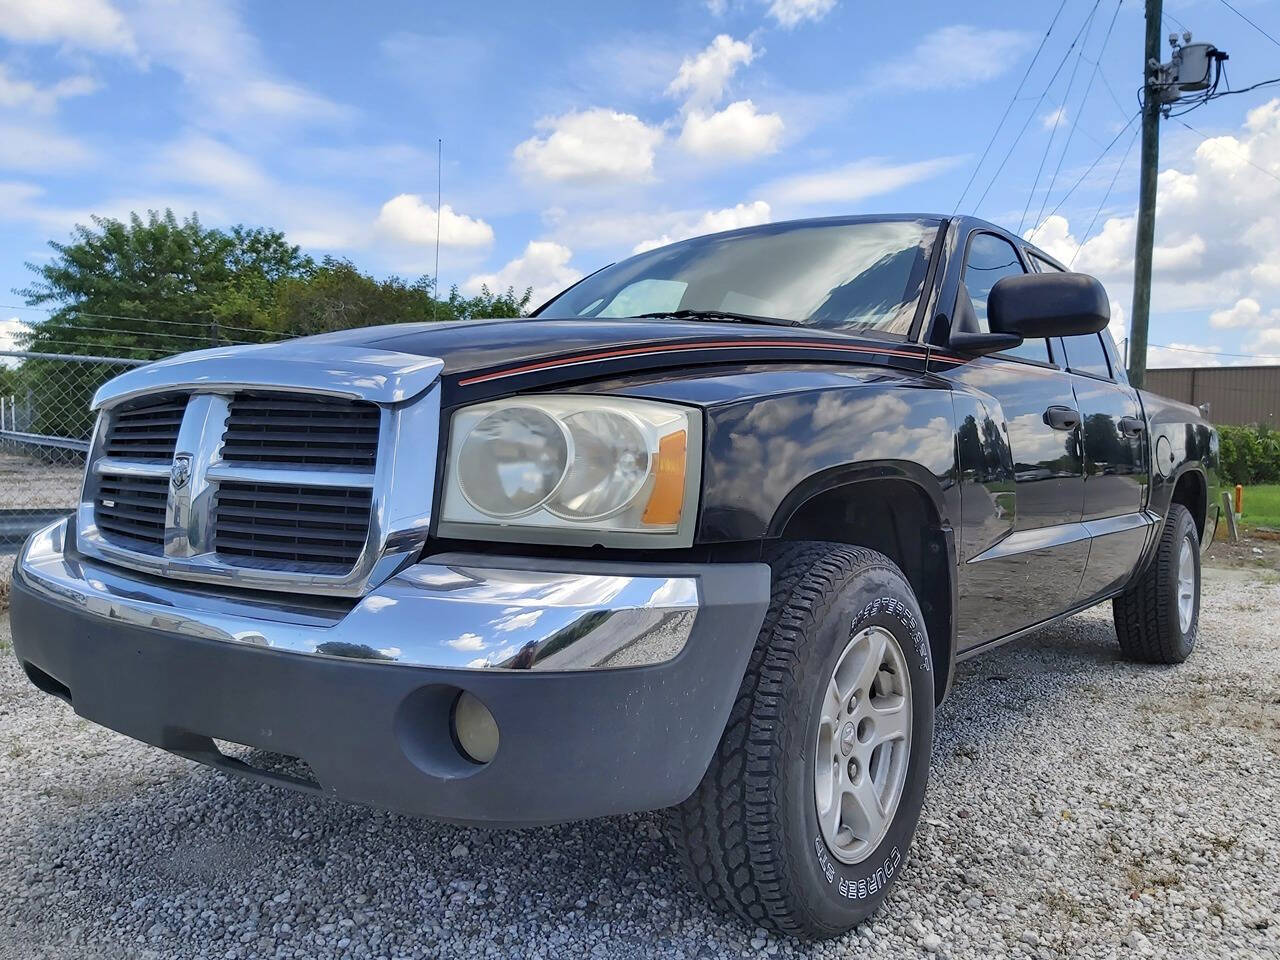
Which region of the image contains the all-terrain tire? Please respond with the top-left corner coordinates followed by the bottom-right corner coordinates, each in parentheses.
top-left (669, 541), bottom-right (935, 940)
top-left (1113, 503), bottom-right (1200, 664)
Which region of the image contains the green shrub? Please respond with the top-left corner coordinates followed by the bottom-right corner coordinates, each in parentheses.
top-left (1218, 424), bottom-right (1280, 486)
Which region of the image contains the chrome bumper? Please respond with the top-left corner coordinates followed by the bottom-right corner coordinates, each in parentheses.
top-left (18, 517), bottom-right (738, 672)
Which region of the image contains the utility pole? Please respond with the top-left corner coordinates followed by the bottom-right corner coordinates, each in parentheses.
top-left (1128, 0), bottom-right (1163, 389)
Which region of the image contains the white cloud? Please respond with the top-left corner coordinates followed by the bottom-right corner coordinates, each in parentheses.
top-left (633, 200), bottom-right (772, 253)
top-left (0, 65), bottom-right (97, 114)
top-left (767, 0), bottom-right (837, 29)
top-left (126, 0), bottom-right (352, 133)
top-left (374, 194), bottom-right (495, 249)
top-left (1042, 107), bottom-right (1067, 131)
top-left (464, 241), bottom-right (582, 306)
top-left (763, 155), bottom-right (961, 206)
top-left (0, 0), bottom-right (134, 53)
top-left (678, 100), bottom-right (783, 160)
top-left (514, 108), bottom-right (664, 184)
top-left (445, 633), bottom-right (486, 651)
top-left (0, 123), bottom-right (91, 172)
top-left (668, 34), bottom-right (756, 111)
top-left (879, 25), bottom-right (1032, 90)
top-left (153, 135), bottom-right (268, 193)
top-left (705, 0), bottom-right (730, 14)
top-left (1209, 297), bottom-right (1280, 329)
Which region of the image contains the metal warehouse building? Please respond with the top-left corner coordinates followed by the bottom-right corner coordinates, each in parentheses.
top-left (1145, 365), bottom-right (1280, 426)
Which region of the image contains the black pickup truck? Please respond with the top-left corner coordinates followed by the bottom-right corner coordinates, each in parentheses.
top-left (10, 214), bottom-right (1219, 939)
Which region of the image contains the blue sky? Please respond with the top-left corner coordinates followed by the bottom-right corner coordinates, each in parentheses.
top-left (2, 0), bottom-right (1280, 367)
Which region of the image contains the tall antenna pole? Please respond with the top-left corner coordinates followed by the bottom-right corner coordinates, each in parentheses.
top-left (1128, 0), bottom-right (1163, 388)
top-left (433, 138), bottom-right (442, 320)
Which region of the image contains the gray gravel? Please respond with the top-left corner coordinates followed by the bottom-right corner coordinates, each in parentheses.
top-left (0, 567), bottom-right (1277, 959)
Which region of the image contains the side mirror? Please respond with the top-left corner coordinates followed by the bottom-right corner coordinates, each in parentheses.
top-left (988, 271), bottom-right (1110, 339)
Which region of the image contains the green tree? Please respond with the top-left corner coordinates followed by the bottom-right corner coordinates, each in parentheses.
top-left (17, 209), bottom-right (313, 360)
top-left (270, 257), bottom-right (530, 337)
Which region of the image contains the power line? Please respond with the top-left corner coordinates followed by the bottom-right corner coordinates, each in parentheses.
top-left (952, 0), bottom-right (1070, 213)
top-left (1095, 62), bottom-right (1134, 120)
top-left (0, 302), bottom-right (287, 338)
top-left (1215, 0), bottom-right (1280, 49)
top-left (1070, 123), bottom-right (1140, 266)
top-left (1149, 341), bottom-right (1280, 361)
top-left (1176, 119), bottom-right (1280, 185)
top-left (1033, 0), bottom-right (1126, 231)
top-left (12, 319), bottom-right (252, 344)
top-left (973, 4), bottom-right (1107, 214)
top-left (1025, 109), bottom-right (1141, 239)
top-left (1020, 0), bottom-right (1105, 233)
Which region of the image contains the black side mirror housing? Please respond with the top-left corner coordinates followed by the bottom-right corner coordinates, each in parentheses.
top-left (988, 271), bottom-right (1110, 339)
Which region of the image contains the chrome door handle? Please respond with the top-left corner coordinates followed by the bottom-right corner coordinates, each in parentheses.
top-left (1119, 416), bottom-right (1146, 437)
top-left (1043, 405), bottom-right (1080, 431)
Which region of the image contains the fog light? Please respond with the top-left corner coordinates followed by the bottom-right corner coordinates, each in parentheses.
top-left (452, 691), bottom-right (499, 764)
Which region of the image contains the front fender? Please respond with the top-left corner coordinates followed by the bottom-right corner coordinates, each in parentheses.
top-left (694, 376), bottom-right (959, 542)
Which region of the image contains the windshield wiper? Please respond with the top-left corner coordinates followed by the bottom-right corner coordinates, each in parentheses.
top-left (632, 309), bottom-right (798, 328)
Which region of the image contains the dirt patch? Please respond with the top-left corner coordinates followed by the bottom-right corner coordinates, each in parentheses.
top-left (1204, 534), bottom-right (1280, 574)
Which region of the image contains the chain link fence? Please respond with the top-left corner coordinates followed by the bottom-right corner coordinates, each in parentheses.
top-left (1, 351), bottom-right (147, 567)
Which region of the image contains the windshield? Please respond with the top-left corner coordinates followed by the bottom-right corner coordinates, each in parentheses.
top-left (538, 218), bottom-right (940, 335)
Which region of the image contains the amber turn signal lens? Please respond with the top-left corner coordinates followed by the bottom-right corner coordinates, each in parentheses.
top-left (642, 429), bottom-right (687, 526)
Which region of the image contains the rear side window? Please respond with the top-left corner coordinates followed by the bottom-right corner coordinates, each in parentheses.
top-left (963, 233), bottom-right (1025, 332)
top-left (1028, 252), bottom-right (1063, 273)
top-left (1061, 334), bottom-right (1112, 379)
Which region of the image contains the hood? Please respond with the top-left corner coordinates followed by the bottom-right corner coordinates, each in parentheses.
top-left (352, 317), bottom-right (942, 398)
top-left (94, 317), bottom-right (944, 409)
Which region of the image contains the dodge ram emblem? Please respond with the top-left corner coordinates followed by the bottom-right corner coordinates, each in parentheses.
top-left (170, 454), bottom-right (192, 490)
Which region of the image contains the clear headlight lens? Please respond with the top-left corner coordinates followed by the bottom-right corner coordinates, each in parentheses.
top-left (441, 395), bottom-right (698, 544)
top-left (551, 410), bottom-right (649, 520)
top-left (456, 407), bottom-right (569, 517)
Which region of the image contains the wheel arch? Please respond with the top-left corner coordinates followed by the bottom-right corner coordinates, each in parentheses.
top-left (769, 464), bottom-right (957, 705)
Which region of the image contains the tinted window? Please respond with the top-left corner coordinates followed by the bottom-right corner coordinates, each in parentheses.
top-left (539, 219), bottom-right (939, 335)
top-left (1001, 336), bottom-right (1053, 364)
top-left (963, 233), bottom-right (1025, 332)
top-left (1029, 252), bottom-right (1063, 273)
top-left (1062, 334), bottom-right (1112, 378)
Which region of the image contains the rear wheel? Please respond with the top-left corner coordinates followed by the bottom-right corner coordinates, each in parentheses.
top-left (670, 542), bottom-right (934, 939)
top-left (1113, 503), bottom-right (1200, 664)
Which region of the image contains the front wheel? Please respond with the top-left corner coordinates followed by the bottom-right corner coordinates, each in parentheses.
top-left (1113, 502), bottom-right (1201, 664)
top-left (670, 542), bottom-right (935, 940)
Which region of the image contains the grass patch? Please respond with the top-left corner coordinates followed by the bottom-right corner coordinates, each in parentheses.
top-left (1241, 484), bottom-right (1280, 530)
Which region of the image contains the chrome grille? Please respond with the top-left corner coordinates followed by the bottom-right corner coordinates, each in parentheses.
top-left (95, 473), bottom-right (169, 552)
top-left (76, 350), bottom-right (440, 598)
top-left (222, 393), bottom-right (379, 469)
top-left (103, 393), bottom-right (188, 462)
top-left (212, 481), bottom-right (373, 572)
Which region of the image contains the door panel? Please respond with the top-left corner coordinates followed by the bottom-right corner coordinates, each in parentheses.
top-left (1061, 334), bottom-right (1152, 601)
top-left (950, 356), bottom-right (1088, 647)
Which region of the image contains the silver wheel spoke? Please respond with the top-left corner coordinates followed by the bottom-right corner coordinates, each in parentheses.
top-left (821, 676), bottom-right (844, 730)
top-left (844, 767), bottom-right (886, 841)
top-left (869, 694), bottom-right (910, 746)
top-left (848, 628), bottom-right (887, 699)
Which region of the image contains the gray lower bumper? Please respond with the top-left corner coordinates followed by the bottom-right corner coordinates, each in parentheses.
top-left (10, 519), bottom-right (770, 824)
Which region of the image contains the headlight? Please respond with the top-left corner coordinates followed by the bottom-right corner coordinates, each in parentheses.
top-left (439, 395), bottom-right (699, 546)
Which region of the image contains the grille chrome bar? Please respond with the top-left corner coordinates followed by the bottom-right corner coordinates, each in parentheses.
top-left (205, 464), bottom-right (377, 488)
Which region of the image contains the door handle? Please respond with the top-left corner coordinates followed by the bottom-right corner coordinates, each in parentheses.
top-left (1043, 405), bottom-right (1080, 431)
top-left (1119, 415), bottom-right (1146, 437)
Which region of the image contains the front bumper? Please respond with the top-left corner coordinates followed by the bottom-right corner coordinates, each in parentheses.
top-left (10, 519), bottom-right (769, 825)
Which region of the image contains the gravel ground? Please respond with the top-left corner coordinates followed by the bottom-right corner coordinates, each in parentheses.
top-left (0, 567), bottom-right (1277, 960)
top-left (0, 452), bottom-right (82, 510)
